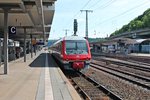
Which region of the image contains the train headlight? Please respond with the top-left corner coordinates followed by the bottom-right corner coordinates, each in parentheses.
top-left (60, 54), bottom-right (63, 58)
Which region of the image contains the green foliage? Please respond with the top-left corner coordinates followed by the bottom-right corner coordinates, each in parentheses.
top-left (111, 8), bottom-right (150, 36)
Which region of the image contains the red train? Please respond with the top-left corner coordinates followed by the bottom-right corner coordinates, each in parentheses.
top-left (50, 36), bottom-right (91, 71)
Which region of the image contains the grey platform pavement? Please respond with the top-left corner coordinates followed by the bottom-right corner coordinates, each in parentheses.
top-left (0, 50), bottom-right (81, 100)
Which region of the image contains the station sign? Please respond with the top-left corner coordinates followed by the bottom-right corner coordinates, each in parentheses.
top-left (9, 26), bottom-right (16, 34)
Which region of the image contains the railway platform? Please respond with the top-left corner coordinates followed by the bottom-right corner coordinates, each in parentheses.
top-left (128, 53), bottom-right (150, 57)
top-left (92, 52), bottom-right (150, 57)
top-left (0, 49), bottom-right (81, 100)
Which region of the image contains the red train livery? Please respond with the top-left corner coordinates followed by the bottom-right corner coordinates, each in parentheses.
top-left (50, 36), bottom-right (91, 70)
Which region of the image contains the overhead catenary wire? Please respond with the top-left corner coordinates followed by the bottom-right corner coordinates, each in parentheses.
top-left (68, 0), bottom-right (93, 20)
top-left (93, 0), bottom-right (116, 10)
top-left (72, 0), bottom-right (93, 18)
top-left (66, 0), bottom-right (114, 30)
top-left (91, 1), bottom-right (150, 29)
top-left (81, 0), bottom-right (93, 9)
top-left (62, 0), bottom-right (150, 38)
top-left (88, 0), bottom-right (150, 38)
top-left (87, 0), bottom-right (102, 9)
top-left (66, 0), bottom-right (93, 34)
top-left (69, 0), bottom-right (113, 30)
top-left (76, 0), bottom-right (115, 37)
top-left (88, 0), bottom-right (117, 25)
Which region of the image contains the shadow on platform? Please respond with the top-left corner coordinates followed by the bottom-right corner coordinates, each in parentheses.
top-left (29, 53), bottom-right (59, 68)
top-left (48, 54), bottom-right (59, 68)
top-left (29, 53), bottom-right (46, 67)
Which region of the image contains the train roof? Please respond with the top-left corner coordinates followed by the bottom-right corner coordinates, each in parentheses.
top-left (63, 36), bottom-right (86, 41)
top-left (50, 36), bottom-right (86, 47)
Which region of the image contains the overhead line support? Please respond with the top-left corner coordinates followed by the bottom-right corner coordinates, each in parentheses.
top-left (80, 10), bottom-right (93, 39)
top-left (64, 29), bottom-right (69, 37)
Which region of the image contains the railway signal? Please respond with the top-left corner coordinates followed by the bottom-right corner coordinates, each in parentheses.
top-left (74, 19), bottom-right (78, 36)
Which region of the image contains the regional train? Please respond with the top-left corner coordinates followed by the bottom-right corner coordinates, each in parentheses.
top-left (50, 36), bottom-right (91, 71)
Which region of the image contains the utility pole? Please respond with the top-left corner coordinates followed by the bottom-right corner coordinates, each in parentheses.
top-left (81, 10), bottom-right (93, 39)
top-left (63, 29), bottom-right (69, 37)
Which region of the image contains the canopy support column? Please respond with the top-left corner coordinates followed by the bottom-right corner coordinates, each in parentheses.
top-left (3, 8), bottom-right (9, 74)
top-left (0, 38), bottom-right (1, 67)
top-left (30, 34), bottom-right (33, 58)
top-left (24, 28), bottom-right (27, 62)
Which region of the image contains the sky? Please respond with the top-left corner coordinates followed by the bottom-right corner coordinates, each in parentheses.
top-left (49, 0), bottom-right (150, 40)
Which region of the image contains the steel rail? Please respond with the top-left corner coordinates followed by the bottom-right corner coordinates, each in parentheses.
top-left (90, 63), bottom-right (150, 90)
top-left (97, 58), bottom-right (150, 72)
top-left (71, 78), bottom-right (92, 100)
top-left (77, 72), bottom-right (123, 100)
top-left (91, 62), bottom-right (150, 82)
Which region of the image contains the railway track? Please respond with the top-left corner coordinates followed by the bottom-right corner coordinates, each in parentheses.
top-left (92, 53), bottom-right (150, 64)
top-left (90, 62), bottom-right (150, 90)
top-left (125, 59), bottom-right (150, 66)
top-left (93, 57), bottom-right (150, 72)
top-left (116, 55), bottom-right (150, 64)
top-left (66, 71), bottom-right (122, 100)
top-left (92, 60), bottom-right (150, 78)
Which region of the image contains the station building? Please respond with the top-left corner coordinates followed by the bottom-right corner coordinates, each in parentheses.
top-left (91, 28), bottom-right (150, 54)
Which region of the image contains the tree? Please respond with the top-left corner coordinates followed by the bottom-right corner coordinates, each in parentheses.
top-left (135, 20), bottom-right (143, 29)
top-left (110, 8), bottom-right (150, 37)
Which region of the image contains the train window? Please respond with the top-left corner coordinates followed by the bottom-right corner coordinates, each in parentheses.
top-left (65, 40), bottom-right (88, 55)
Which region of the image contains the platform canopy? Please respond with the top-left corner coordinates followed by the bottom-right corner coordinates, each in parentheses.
top-left (90, 38), bottom-right (146, 46)
top-left (0, 0), bottom-right (56, 41)
top-left (112, 38), bottom-right (148, 45)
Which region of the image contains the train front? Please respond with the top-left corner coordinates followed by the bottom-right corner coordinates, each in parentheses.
top-left (62, 39), bottom-right (91, 71)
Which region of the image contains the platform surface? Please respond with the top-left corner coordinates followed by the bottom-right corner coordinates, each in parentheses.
top-left (0, 50), bottom-right (81, 100)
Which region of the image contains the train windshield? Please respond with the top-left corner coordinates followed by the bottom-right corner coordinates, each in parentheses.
top-left (65, 40), bottom-right (88, 55)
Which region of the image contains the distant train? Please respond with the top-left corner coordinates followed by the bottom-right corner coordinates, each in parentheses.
top-left (49, 36), bottom-right (91, 71)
